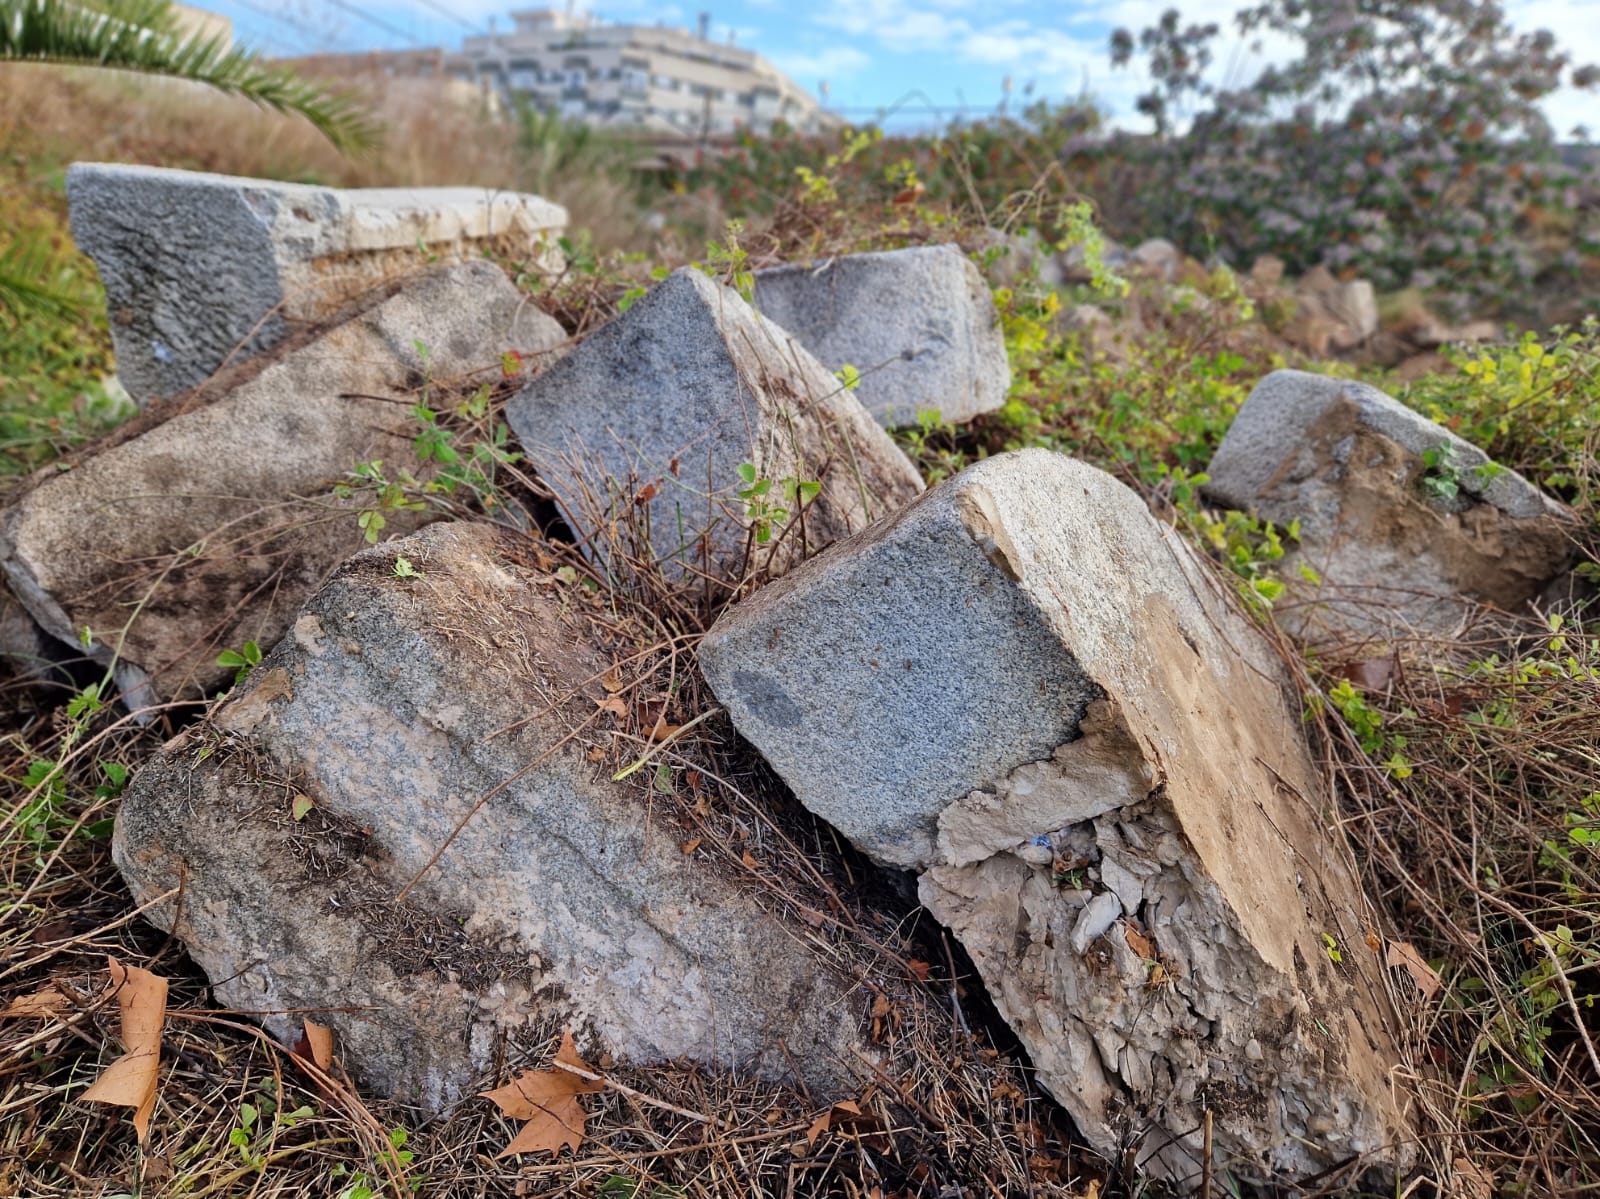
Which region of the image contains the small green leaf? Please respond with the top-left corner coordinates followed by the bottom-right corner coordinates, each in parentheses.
top-left (292, 794), bottom-right (315, 822)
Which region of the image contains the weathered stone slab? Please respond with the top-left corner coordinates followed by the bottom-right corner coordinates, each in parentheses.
top-left (1204, 370), bottom-right (1573, 643)
top-left (506, 268), bottom-right (924, 581)
top-left (751, 245), bottom-right (1010, 428)
top-left (700, 449), bottom-right (1411, 1186)
top-left (0, 261), bottom-right (565, 708)
top-left (68, 163), bottom-right (567, 404)
top-left (113, 521), bottom-right (871, 1112)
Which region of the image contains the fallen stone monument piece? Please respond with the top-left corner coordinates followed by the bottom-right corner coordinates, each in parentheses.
top-left (0, 261), bottom-right (565, 708)
top-left (114, 521), bottom-right (871, 1112)
top-left (68, 163), bottom-right (567, 404)
top-left (700, 448), bottom-right (1412, 1187)
top-left (752, 244), bottom-right (1010, 428)
top-left (1204, 370), bottom-right (1573, 643)
top-left (507, 268), bottom-right (924, 582)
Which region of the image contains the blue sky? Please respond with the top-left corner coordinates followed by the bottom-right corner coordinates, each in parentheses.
top-left (220, 0), bottom-right (1600, 137)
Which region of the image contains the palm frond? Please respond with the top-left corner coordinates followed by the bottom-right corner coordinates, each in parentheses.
top-left (0, 232), bottom-right (81, 325)
top-left (0, 0), bottom-right (379, 152)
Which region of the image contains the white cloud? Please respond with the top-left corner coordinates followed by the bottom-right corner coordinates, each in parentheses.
top-left (770, 45), bottom-right (872, 80)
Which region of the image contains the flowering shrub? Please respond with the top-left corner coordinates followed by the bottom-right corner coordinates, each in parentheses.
top-left (1109, 2), bottom-right (1600, 313)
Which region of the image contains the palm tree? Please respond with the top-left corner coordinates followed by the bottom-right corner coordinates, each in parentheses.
top-left (1, 0), bottom-right (376, 152)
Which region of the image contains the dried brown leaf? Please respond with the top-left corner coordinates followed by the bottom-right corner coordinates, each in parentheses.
top-left (1, 988), bottom-right (69, 1018)
top-left (1338, 654), bottom-right (1398, 691)
top-left (1452, 1156), bottom-right (1494, 1199)
top-left (480, 1028), bottom-right (604, 1158)
top-left (295, 1018), bottom-right (335, 1070)
top-left (1124, 925), bottom-right (1155, 961)
top-left (79, 957), bottom-right (167, 1142)
top-left (1387, 941), bottom-right (1443, 998)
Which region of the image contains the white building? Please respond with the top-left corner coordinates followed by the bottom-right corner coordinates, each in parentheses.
top-left (449, 8), bottom-right (838, 137)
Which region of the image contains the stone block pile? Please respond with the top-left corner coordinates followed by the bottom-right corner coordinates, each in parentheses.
top-left (10, 163), bottom-right (1582, 1190)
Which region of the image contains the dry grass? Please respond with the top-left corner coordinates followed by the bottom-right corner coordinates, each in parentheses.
top-left (0, 63), bottom-right (656, 252)
top-left (0, 360), bottom-right (1106, 1199)
top-left (1303, 612), bottom-right (1600, 1196)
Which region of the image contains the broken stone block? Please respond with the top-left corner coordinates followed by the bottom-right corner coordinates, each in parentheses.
top-left (506, 268), bottom-right (924, 581)
top-left (0, 261), bottom-right (565, 707)
top-left (751, 244), bottom-right (1010, 428)
top-left (113, 521), bottom-right (871, 1112)
top-left (1204, 370), bottom-right (1574, 643)
top-left (67, 163), bottom-right (567, 404)
top-left (699, 449), bottom-right (1412, 1186)
top-left (1290, 266), bottom-right (1378, 351)
top-left (1127, 237), bottom-right (1184, 281)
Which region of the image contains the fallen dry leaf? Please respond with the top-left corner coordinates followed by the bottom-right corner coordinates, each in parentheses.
top-left (1452, 1156), bottom-right (1494, 1199)
top-left (906, 959), bottom-right (932, 983)
top-left (1387, 941), bottom-right (1443, 999)
top-left (680, 837), bottom-right (703, 855)
top-left (290, 1018), bottom-right (351, 1104)
top-left (1124, 925), bottom-right (1155, 961)
top-left (1338, 654), bottom-right (1399, 691)
top-left (805, 1099), bottom-right (876, 1148)
top-left (1, 988), bottom-right (69, 1018)
top-left (601, 667), bottom-right (624, 693)
top-left (80, 957), bottom-right (167, 1142)
top-left (480, 1028), bottom-right (604, 1158)
top-left (295, 1019), bottom-right (335, 1071)
top-left (595, 695), bottom-right (628, 719)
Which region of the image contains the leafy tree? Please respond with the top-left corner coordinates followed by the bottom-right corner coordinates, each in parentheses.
top-left (1109, 1), bottom-right (1600, 311)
